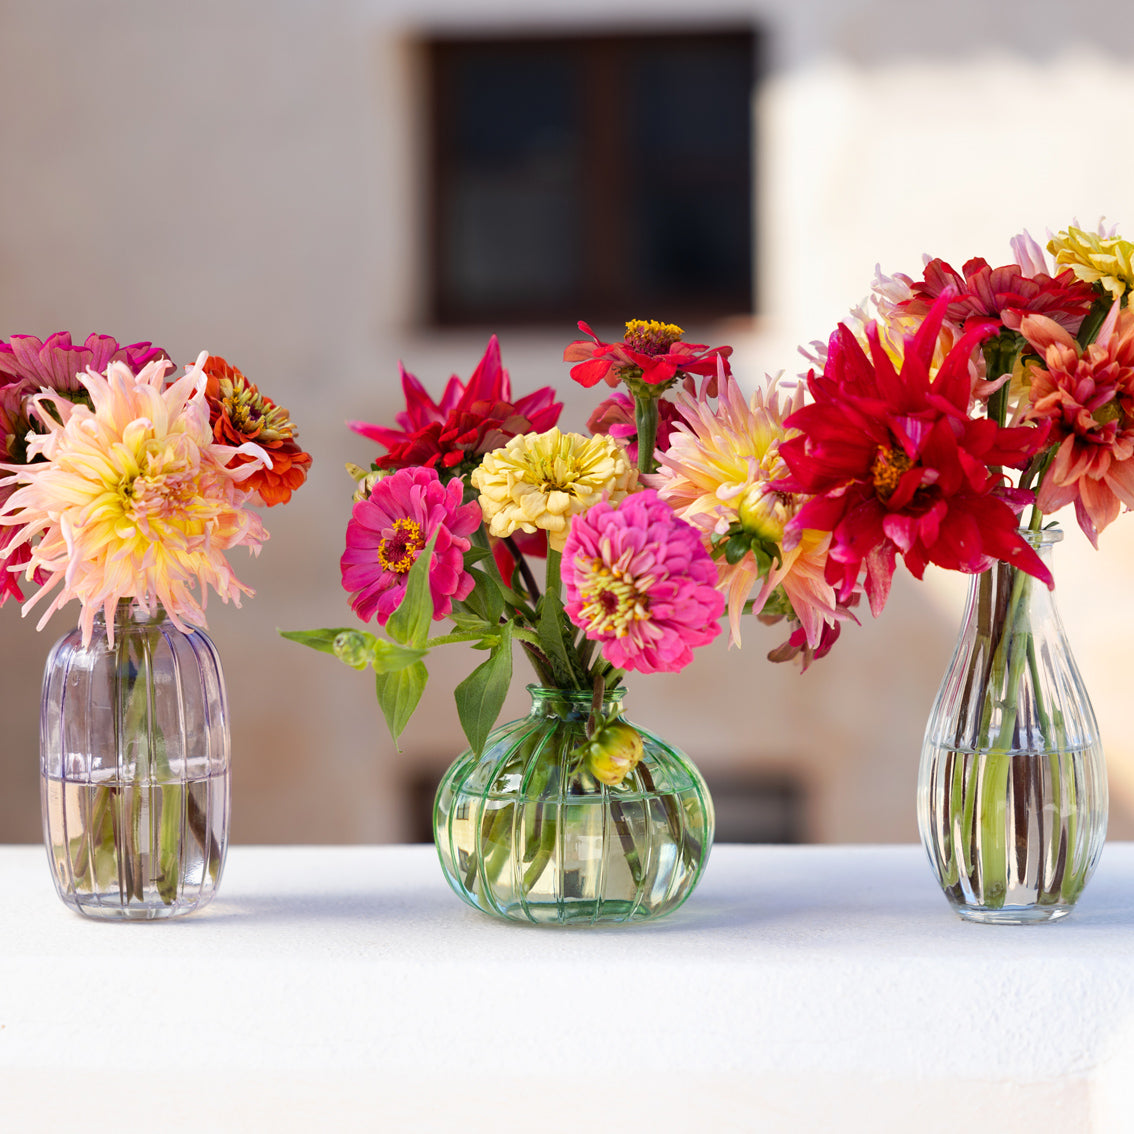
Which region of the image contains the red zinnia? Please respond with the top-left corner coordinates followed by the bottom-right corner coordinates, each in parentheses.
top-left (350, 336), bottom-right (561, 476)
top-left (778, 293), bottom-right (1052, 616)
top-left (564, 319), bottom-right (732, 389)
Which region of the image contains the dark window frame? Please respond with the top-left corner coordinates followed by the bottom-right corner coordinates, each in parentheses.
top-left (425, 28), bottom-right (759, 328)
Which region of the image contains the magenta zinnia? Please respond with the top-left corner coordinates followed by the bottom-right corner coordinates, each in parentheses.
top-left (340, 466), bottom-right (481, 625)
top-left (561, 489), bottom-right (724, 675)
top-left (778, 294), bottom-right (1052, 615)
top-left (0, 331), bottom-right (166, 401)
top-left (0, 355), bottom-right (268, 644)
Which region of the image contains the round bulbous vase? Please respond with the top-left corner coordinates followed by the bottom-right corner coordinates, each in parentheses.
top-left (917, 528), bottom-right (1108, 924)
top-left (39, 601), bottom-right (230, 920)
top-left (433, 685), bottom-right (714, 925)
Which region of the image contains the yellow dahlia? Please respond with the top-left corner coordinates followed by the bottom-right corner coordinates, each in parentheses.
top-left (470, 427), bottom-right (637, 551)
top-left (1049, 225), bottom-right (1134, 302)
top-left (0, 353), bottom-right (269, 644)
top-left (651, 372), bottom-right (838, 647)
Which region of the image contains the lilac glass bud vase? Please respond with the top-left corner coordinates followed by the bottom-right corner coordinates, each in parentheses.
top-left (40, 600), bottom-right (230, 920)
top-left (917, 528), bottom-right (1108, 923)
top-left (434, 685), bottom-right (714, 925)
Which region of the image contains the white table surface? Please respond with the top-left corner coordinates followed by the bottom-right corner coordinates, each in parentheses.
top-left (1, 842), bottom-right (1132, 1134)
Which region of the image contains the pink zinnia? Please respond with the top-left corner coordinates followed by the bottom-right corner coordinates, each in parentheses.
top-left (341, 466), bottom-right (481, 625)
top-left (0, 332), bottom-right (166, 398)
top-left (561, 490), bottom-right (724, 675)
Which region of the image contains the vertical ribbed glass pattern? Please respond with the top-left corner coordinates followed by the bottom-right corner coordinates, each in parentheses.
top-left (434, 686), bottom-right (714, 925)
top-left (917, 528), bottom-right (1108, 923)
top-left (40, 601), bottom-right (230, 920)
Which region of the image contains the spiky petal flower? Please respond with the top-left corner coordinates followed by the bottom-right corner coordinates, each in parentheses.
top-left (561, 489), bottom-right (723, 674)
top-left (651, 371), bottom-right (839, 648)
top-left (778, 294), bottom-right (1052, 615)
top-left (350, 336), bottom-right (562, 478)
top-left (564, 319), bottom-right (733, 389)
top-left (1017, 302), bottom-right (1134, 545)
top-left (340, 466), bottom-right (481, 625)
top-left (202, 355), bottom-right (312, 506)
top-left (471, 428), bottom-right (637, 552)
top-left (0, 354), bottom-right (269, 645)
top-left (1048, 225), bottom-right (1134, 301)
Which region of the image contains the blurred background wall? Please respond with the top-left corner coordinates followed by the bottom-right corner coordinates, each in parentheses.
top-left (2, 0), bottom-right (1134, 845)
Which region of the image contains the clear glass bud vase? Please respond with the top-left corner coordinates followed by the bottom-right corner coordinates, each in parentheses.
top-left (40, 601), bottom-right (230, 920)
top-left (917, 528), bottom-right (1107, 923)
top-left (434, 685), bottom-right (714, 925)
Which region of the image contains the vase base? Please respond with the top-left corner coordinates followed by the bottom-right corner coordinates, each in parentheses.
top-left (60, 897), bottom-right (216, 921)
top-left (464, 897), bottom-right (683, 927)
top-left (950, 903), bottom-right (1073, 926)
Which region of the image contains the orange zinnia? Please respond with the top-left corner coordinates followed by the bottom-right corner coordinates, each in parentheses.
top-left (202, 356), bottom-right (312, 506)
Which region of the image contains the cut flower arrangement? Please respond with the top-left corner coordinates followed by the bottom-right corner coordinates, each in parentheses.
top-left (0, 333), bottom-right (310, 917)
top-left (287, 321), bottom-right (855, 923)
top-left (772, 222), bottom-right (1132, 920)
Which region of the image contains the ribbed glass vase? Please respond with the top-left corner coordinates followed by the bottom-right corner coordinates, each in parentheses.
top-left (917, 527), bottom-right (1108, 923)
top-left (434, 685), bottom-right (714, 925)
top-left (40, 600), bottom-right (230, 920)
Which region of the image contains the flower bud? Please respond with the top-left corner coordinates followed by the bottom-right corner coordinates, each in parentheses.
top-left (333, 630), bottom-right (373, 670)
top-left (584, 721), bottom-right (644, 787)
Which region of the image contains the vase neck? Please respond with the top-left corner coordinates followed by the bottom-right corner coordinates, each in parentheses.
top-left (527, 685), bottom-right (626, 722)
top-left (90, 598), bottom-right (169, 633)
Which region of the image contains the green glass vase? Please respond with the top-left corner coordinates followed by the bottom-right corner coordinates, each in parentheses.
top-left (434, 685), bottom-right (714, 925)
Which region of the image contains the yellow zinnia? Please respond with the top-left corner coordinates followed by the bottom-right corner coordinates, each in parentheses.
top-left (471, 427), bottom-right (637, 551)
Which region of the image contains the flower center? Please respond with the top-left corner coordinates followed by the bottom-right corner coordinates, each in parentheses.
top-left (377, 518), bottom-right (425, 573)
top-left (624, 319), bottom-right (684, 355)
top-left (576, 558), bottom-right (649, 637)
top-left (1093, 399), bottom-right (1124, 428)
top-left (217, 375), bottom-right (296, 443)
top-left (871, 446), bottom-right (914, 501)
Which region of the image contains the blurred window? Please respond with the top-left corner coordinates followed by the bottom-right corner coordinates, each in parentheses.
top-left (426, 30), bottom-right (757, 326)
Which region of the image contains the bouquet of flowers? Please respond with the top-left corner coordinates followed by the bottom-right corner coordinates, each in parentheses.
top-left (286, 320), bottom-right (861, 779)
top-left (770, 222), bottom-right (1131, 916)
top-left (0, 332), bottom-right (310, 911)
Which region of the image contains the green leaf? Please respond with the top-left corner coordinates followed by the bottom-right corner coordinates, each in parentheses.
top-left (536, 588), bottom-right (576, 686)
top-left (374, 660), bottom-right (429, 747)
top-left (465, 566), bottom-right (505, 625)
top-left (454, 622), bottom-right (513, 756)
top-left (386, 530), bottom-right (439, 647)
top-left (279, 627), bottom-right (361, 656)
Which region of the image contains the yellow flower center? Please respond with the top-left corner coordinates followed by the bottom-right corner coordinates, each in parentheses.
top-left (871, 446), bottom-right (914, 501)
top-left (624, 319), bottom-right (684, 355)
top-left (378, 518), bottom-right (425, 573)
top-left (217, 375), bottom-right (296, 443)
top-left (737, 485), bottom-right (794, 541)
top-left (576, 559), bottom-right (649, 637)
top-left (1093, 399), bottom-right (1124, 428)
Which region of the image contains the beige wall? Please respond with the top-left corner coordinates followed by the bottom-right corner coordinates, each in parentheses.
top-left (3, 0), bottom-right (1134, 844)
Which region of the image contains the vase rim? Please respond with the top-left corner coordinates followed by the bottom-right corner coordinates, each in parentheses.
top-left (526, 683), bottom-right (626, 701)
top-left (1019, 525), bottom-right (1063, 548)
